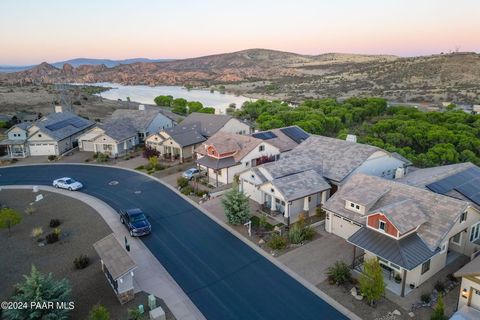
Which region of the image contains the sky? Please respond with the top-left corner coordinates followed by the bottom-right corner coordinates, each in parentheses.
top-left (1, 0), bottom-right (479, 65)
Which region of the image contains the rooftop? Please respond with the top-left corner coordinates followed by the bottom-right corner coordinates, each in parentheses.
top-left (271, 169), bottom-right (331, 201)
top-left (99, 118), bottom-right (137, 141)
top-left (110, 108), bottom-right (170, 132)
top-left (454, 254), bottom-right (480, 278)
top-left (34, 112), bottom-right (94, 141)
top-left (93, 234), bottom-right (136, 279)
top-left (251, 126), bottom-right (307, 152)
top-left (163, 123), bottom-right (206, 147)
top-left (195, 132), bottom-right (263, 162)
top-left (180, 113), bottom-right (234, 137)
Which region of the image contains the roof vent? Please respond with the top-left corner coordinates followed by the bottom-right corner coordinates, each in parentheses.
top-left (346, 134), bottom-right (357, 143)
top-left (54, 105), bottom-right (63, 113)
top-left (138, 105), bottom-right (145, 111)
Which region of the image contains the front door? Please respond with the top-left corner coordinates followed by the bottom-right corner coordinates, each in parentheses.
top-left (264, 194), bottom-right (272, 208)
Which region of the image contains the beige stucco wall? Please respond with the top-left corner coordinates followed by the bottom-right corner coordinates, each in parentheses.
top-left (458, 276), bottom-right (480, 311)
top-left (447, 207), bottom-right (480, 257)
top-left (219, 118), bottom-right (252, 135)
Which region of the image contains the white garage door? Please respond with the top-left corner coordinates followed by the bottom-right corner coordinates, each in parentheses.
top-left (331, 214), bottom-right (361, 239)
top-left (472, 289), bottom-right (480, 309)
top-left (29, 143), bottom-right (57, 156)
top-left (242, 180), bottom-right (262, 203)
top-left (81, 140), bottom-right (95, 152)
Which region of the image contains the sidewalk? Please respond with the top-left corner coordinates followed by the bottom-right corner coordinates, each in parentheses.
top-left (0, 185), bottom-right (205, 320)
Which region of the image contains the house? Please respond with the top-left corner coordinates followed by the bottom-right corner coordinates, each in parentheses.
top-left (239, 133), bottom-right (411, 224)
top-left (451, 255), bottom-right (480, 319)
top-left (1, 111), bottom-right (94, 157)
top-left (145, 113), bottom-right (253, 162)
top-left (93, 234), bottom-right (137, 304)
top-left (13, 111), bottom-right (41, 124)
top-left (323, 173), bottom-right (480, 297)
top-left (194, 132), bottom-right (281, 187)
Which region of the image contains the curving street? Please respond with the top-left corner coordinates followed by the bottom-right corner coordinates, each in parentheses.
top-left (0, 164), bottom-right (348, 320)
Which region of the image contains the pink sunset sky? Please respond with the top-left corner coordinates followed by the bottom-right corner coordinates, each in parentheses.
top-left (1, 0), bottom-right (479, 65)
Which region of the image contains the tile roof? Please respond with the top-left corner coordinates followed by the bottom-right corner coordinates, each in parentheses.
top-left (99, 119), bottom-right (137, 142)
top-left (348, 227), bottom-right (438, 270)
top-left (324, 173), bottom-right (469, 251)
top-left (251, 126), bottom-right (304, 152)
top-left (377, 199), bottom-right (428, 234)
top-left (195, 132), bottom-right (263, 162)
top-left (454, 254), bottom-right (480, 277)
top-left (271, 169), bottom-right (331, 201)
top-left (93, 234), bottom-right (136, 279)
top-left (180, 113), bottom-right (234, 137)
top-left (397, 163), bottom-right (476, 188)
top-left (109, 108), bottom-right (170, 132)
top-left (34, 112), bottom-right (94, 141)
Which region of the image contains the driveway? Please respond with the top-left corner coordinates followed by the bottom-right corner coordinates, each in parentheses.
top-left (0, 164), bottom-right (350, 320)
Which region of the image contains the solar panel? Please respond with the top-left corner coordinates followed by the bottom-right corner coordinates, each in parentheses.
top-left (45, 117), bottom-right (87, 131)
top-left (280, 126), bottom-right (310, 144)
top-left (470, 194), bottom-right (480, 206)
top-left (427, 167), bottom-right (480, 206)
top-left (252, 131), bottom-right (277, 140)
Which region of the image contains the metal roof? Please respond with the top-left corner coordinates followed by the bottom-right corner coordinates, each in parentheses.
top-left (348, 227), bottom-right (438, 270)
top-left (93, 234), bottom-right (136, 279)
top-left (196, 155), bottom-right (237, 170)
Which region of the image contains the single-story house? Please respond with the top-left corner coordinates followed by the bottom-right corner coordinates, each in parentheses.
top-left (145, 113), bottom-right (253, 163)
top-left (324, 173), bottom-right (480, 297)
top-left (240, 132), bottom-right (412, 224)
top-left (195, 132), bottom-right (281, 186)
top-left (12, 111), bottom-right (41, 124)
top-left (1, 110), bottom-right (94, 157)
top-left (452, 255), bottom-right (480, 319)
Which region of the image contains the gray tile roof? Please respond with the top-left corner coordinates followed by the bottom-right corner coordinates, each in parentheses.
top-left (251, 126), bottom-right (303, 152)
top-left (324, 173), bottom-right (469, 251)
top-left (164, 123), bottom-right (206, 147)
top-left (377, 199), bottom-right (428, 234)
top-left (348, 227), bottom-right (439, 270)
top-left (262, 135), bottom-right (382, 183)
top-left (100, 119), bottom-right (137, 142)
top-left (93, 234), bottom-right (136, 279)
top-left (34, 112), bottom-right (94, 141)
top-left (196, 155), bottom-right (237, 170)
top-left (271, 169), bottom-right (331, 201)
top-left (180, 113), bottom-right (233, 137)
top-left (110, 108), bottom-right (170, 132)
top-left (398, 163), bottom-right (475, 189)
top-left (454, 255), bottom-right (480, 277)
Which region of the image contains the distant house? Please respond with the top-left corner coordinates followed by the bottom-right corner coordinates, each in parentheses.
top-left (195, 132), bottom-right (281, 187)
top-left (0, 114), bottom-right (13, 126)
top-left (324, 173), bottom-right (480, 297)
top-left (145, 113), bottom-right (253, 163)
top-left (13, 111), bottom-right (41, 124)
top-left (240, 132), bottom-right (411, 224)
top-left (0, 110), bottom-right (94, 157)
top-left (78, 105), bottom-right (175, 156)
top-left (452, 255), bottom-right (480, 319)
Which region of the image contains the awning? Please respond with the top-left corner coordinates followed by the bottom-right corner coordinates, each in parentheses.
top-left (0, 139), bottom-right (26, 146)
top-left (196, 156), bottom-right (237, 170)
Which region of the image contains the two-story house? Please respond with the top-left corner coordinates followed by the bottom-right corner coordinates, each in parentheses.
top-left (452, 255), bottom-right (480, 319)
top-left (324, 173), bottom-right (480, 297)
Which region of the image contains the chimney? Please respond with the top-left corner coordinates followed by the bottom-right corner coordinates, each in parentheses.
top-left (54, 105), bottom-right (63, 113)
top-left (395, 167), bottom-right (405, 179)
top-left (138, 104), bottom-right (145, 111)
top-left (346, 134), bottom-right (357, 143)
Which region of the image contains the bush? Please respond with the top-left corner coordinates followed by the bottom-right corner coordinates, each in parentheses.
top-left (259, 214), bottom-right (268, 230)
top-left (127, 308), bottom-right (143, 320)
top-left (268, 233), bottom-right (287, 250)
top-left (31, 227), bottom-right (43, 238)
top-left (303, 226), bottom-right (315, 241)
top-left (95, 152), bottom-right (108, 162)
top-left (74, 254), bottom-right (90, 269)
top-left (48, 155), bottom-right (56, 161)
top-left (195, 190), bottom-right (208, 197)
top-left (46, 232), bottom-right (59, 244)
top-left (143, 146), bottom-right (160, 159)
top-left (327, 261), bottom-right (351, 285)
top-left (431, 295), bottom-right (447, 320)
top-left (288, 224), bottom-right (304, 244)
top-left (177, 177), bottom-right (189, 188)
top-left (181, 186), bottom-right (194, 195)
top-left (50, 219), bottom-right (61, 228)
top-left (434, 281), bottom-right (445, 293)
top-left (135, 165), bottom-right (145, 170)
top-left (421, 293), bottom-right (431, 303)
top-left (89, 304), bottom-right (110, 320)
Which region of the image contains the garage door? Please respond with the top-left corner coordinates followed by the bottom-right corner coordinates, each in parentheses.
top-left (29, 143), bottom-right (57, 156)
top-left (81, 140), bottom-right (95, 152)
top-left (242, 180), bottom-right (262, 203)
top-left (471, 289), bottom-right (480, 309)
top-left (331, 214), bottom-right (361, 239)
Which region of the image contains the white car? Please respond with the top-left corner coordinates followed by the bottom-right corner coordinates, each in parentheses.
top-left (52, 177), bottom-right (83, 191)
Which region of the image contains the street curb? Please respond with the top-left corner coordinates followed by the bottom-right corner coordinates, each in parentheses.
top-left (0, 163), bottom-right (361, 320)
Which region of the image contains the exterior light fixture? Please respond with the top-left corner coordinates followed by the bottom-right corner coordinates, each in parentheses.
top-left (461, 288), bottom-right (468, 298)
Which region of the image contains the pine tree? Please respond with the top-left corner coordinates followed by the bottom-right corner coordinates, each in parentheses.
top-left (221, 185), bottom-right (251, 224)
top-left (4, 266), bottom-right (71, 320)
top-left (89, 304), bottom-right (110, 320)
top-left (359, 257), bottom-right (385, 305)
top-left (431, 295), bottom-right (447, 320)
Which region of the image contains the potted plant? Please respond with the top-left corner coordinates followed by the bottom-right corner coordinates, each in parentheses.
top-left (394, 274), bottom-right (402, 284)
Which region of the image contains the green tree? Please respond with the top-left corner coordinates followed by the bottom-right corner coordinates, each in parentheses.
top-left (154, 95), bottom-right (173, 107)
top-left (0, 207), bottom-right (22, 235)
top-left (0, 120), bottom-right (9, 128)
top-left (172, 98), bottom-right (187, 108)
top-left (89, 304), bottom-right (110, 320)
top-left (198, 107), bottom-right (215, 114)
top-left (430, 295), bottom-right (446, 320)
top-left (359, 258), bottom-right (385, 305)
top-left (4, 266), bottom-right (71, 320)
top-left (187, 101), bottom-right (203, 113)
top-left (221, 185), bottom-right (251, 224)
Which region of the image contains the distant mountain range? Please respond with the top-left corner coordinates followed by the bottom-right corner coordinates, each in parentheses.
top-left (1, 48), bottom-right (479, 103)
top-left (0, 58), bottom-right (173, 73)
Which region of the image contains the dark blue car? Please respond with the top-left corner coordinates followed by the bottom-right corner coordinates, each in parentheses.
top-left (119, 208), bottom-right (152, 237)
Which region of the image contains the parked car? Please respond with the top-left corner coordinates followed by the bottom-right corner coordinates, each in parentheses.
top-left (182, 168), bottom-right (202, 180)
top-left (119, 208), bottom-right (152, 237)
top-left (52, 177), bottom-right (83, 191)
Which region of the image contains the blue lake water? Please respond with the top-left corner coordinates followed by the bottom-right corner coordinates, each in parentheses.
top-left (92, 82), bottom-right (253, 114)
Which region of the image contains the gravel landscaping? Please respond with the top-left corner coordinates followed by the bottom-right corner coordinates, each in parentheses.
top-left (0, 189), bottom-right (174, 319)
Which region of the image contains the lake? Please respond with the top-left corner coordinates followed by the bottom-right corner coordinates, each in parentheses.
top-left (92, 82), bottom-right (253, 114)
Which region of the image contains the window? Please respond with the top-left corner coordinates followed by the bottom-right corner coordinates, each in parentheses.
top-left (271, 188), bottom-right (274, 193)
top-left (440, 243), bottom-right (447, 253)
top-left (451, 232), bottom-right (462, 245)
top-left (350, 203), bottom-right (355, 208)
top-left (390, 263), bottom-right (400, 270)
top-left (259, 145), bottom-right (265, 152)
top-left (379, 220), bottom-right (386, 232)
top-left (251, 174), bottom-right (255, 179)
top-left (421, 260), bottom-right (430, 275)
top-left (470, 222), bottom-right (480, 242)
top-left (460, 212), bottom-right (468, 223)
top-left (355, 204), bottom-right (360, 210)
top-left (38, 134), bottom-right (42, 137)
top-left (103, 144), bottom-right (113, 151)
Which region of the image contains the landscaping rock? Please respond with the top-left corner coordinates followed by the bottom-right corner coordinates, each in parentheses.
top-left (392, 309), bottom-right (401, 316)
top-left (408, 312), bottom-right (415, 318)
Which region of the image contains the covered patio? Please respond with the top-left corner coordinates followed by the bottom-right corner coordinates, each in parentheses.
top-left (0, 139), bottom-right (28, 158)
top-left (196, 155), bottom-right (237, 187)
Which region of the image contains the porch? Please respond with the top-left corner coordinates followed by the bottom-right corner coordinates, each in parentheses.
top-left (0, 140), bottom-right (28, 158)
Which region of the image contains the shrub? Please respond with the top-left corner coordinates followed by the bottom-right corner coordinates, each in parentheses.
top-left (31, 227), bottom-right (43, 238)
top-left (74, 254), bottom-right (90, 269)
top-left (326, 261), bottom-right (351, 285)
top-left (196, 190), bottom-right (208, 197)
top-left (288, 224), bottom-right (304, 244)
top-left (48, 155), bottom-right (56, 161)
top-left (135, 165), bottom-right (145, 170)
top-left (434, 281), bottom-right (445, 293)
top-left (303, 226), bottom-right (315, 241)
top-left (431, 295), bottom-right (447, 320)
top-left (177, 177), bottom-right (189, 188)
top-left (268, 233), bottom-right (287, 250)
top-left (50, 218), bottom-right (61, 228)
top-left (53, 228), bottom-right (61, 236)
top-left (155, 164), bottom-right (166, 171)
top-left (127, 308), bottom-right (143, 320)
top-left (95, 152), bottom-right (108, 163)
top-left (316, 206), bottom-right (326, 219)
top-left (421, 293), bottom-right (431, 303)
top-left (259, 214), bottom-right (268, 230)
top-left (142, 146), bottom-right (160, 159)
top-left (181, 186), bottom-right (194, 195)
top-left (46, 232), bottom-right (59, 244)
top-left (89, 304), bottom-right (110, 320)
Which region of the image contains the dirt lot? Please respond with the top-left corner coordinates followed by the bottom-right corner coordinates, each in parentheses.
top-left (0, 189), bottom-right (173, 319)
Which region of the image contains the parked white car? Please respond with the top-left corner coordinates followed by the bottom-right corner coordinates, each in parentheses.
top-left (52, 177), bottom-right (83, 191)
top-left (182, 168), bottom-right (202, 180)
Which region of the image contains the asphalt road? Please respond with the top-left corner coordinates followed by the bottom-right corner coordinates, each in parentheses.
top-left (0, 164), bottom-right (348, 320)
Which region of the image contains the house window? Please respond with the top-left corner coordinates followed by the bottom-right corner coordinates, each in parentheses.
top-left (103, 144), bottom-right (113, 151)
top-left (421, 260), bottom-right (430, 275)
top-left (355, 204), bottom-right (360, 210)
top-left (271, 188), bottom-right (274, 193)
top-left (379, 220), bottom-right (386, 232)
top-left (451, 232), bottom-right (462, 245)
top-left (259, 145), bottom-right (265, 152)
top-left (251, 174), bottom-right (255, 179)
top-left (440, 243), bottom-right (447, 253)
top-left (470, 222), bottom-right (480, 242)
top-left (245, 162), bottom-right (249, 167)
top-left (350, 203), bottom-right (355, 208)
top-left (38, 134), bottom-right (42, 137)
top-left (460, 212), bottom-right (467, 223)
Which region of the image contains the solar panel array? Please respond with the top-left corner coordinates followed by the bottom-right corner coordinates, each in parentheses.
top-left (45, 117), bottom-right (88, 131)
top-left (426, 166), bottom-right (480, 206)
top-left (252, 131), bottom-right (277, 140)
top-left (280, 126), bottom-right (310, 144)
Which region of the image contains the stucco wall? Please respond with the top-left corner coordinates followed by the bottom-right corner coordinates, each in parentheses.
top-left (219, 118), bottom-right (252, 135)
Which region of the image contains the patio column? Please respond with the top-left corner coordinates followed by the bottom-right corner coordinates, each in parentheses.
top-left (303, 196), bottom-right (309, 211)
top-left (321, 190), bottom-right (327, 204)
top-left (270, 197), bottom-right (276, 211)
top-left (400, 269), bottom-right (407, 297)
